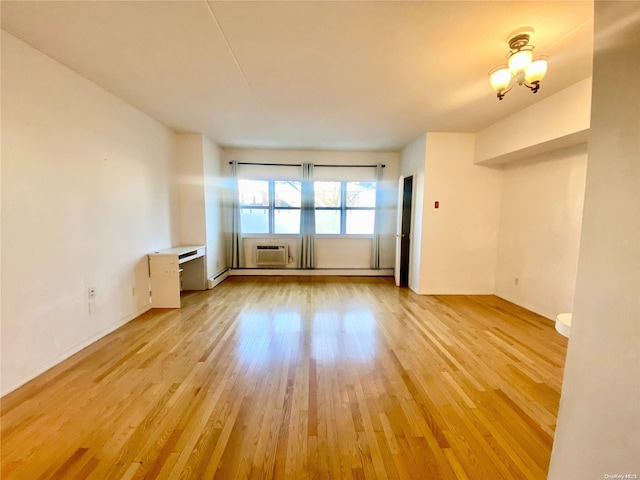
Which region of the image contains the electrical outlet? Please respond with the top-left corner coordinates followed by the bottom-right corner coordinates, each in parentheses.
top-left (132, 287), bottom-right (136, 296)
top-left (88, 286), bottom-right (96, 300)
top-left (515, 277), bottom-right (519, 286)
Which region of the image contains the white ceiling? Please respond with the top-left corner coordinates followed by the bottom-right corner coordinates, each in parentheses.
top-left (1, 1), bottom-right (594, 151)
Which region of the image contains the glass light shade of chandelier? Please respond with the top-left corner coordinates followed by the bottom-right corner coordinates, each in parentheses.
top-left (489, 66), bottom-right (512, 92)
top-left (508, 48), bottom-right (534, 74)
top-left (524, 56), bottom-right (549, 83)
top-left (489, 32), bottom-right (548, 100)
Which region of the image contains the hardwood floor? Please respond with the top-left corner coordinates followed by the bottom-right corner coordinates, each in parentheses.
top-left (1, 276), bottom-right (568, 479)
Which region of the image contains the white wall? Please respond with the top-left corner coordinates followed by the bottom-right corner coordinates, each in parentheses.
top-left (239, 237), bottom-right (373, 270)
top-left (475, 78), bottom-right (592, 165)
top-left (221, 148), bottom-right (400, 270)
top-left (399, 134), bottom-right (426, 292)
top-left (495, 145), bottom-right (587, 319)
top-left (1, 31), bottom-right (179, 395)
top-left (474, 76), bottom-right (592, 319)
top-left (420, 133), bottom-right (502, 294)
top-left (175, 133), bottom-right (226, 281)
top-left (316, 238), bottom-right (372, 269)
top-left (549, 2), bottom-right (640, 476)
top-left (176, 133), bottom-right (207, 246)
top-left (202, 136), bottom-right (227, 278)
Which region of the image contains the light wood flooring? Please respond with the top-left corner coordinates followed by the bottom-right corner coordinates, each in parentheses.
top-left (1, 276), bottom-right (568, 479)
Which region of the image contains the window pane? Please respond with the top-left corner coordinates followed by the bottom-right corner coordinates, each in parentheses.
top-left (315, 209), bottom-right (341, 234)
top-left (346, 209), bottom-right (375, 234)
top-left (315, 181), bottom-right (341, 207)
top-left (239, 180), bottom-right (269, 206)
top-left (240, 208), bottom-right (269, 233)
top-left (274, 209), bottom-right (300, 234)
top-left (346, 182), bottom-right (376, 207)
top-left (275, 181), bottom-right (301, 208)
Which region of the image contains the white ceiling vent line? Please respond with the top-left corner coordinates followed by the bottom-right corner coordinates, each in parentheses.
top-left (203, 0), bottom-right (276, 142)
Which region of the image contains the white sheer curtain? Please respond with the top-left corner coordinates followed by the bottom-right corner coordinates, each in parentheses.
top-left (229, 161), bottom-right (244, 268)
top-left (370, 163), bottom-right (383, 269)
top-left (299, 163), bottom-right (316, 269)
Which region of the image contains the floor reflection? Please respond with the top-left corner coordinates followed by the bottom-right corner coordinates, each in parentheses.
top-left (237, 310), bottom-right (273, 367)
top-left (238, 309), bottom-right (302, 368)
top-left (311, 311), bottom-right (340, 363)
top-left (237, 306), bottom-right (378, 368)
top-left (343, 310), bottom-right (376, 361)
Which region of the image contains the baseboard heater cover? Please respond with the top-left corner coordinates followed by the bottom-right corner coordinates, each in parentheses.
top-left (207, 268), bottom-right (230, 289)
top-left (213, 268), bottom-right (229, 280)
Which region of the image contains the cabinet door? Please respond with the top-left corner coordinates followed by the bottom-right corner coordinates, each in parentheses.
top-left (149, 255), bottom-right (181, 308)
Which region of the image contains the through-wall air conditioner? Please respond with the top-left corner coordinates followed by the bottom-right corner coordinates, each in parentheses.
top-left (255, 244), bottom-right (289, 266)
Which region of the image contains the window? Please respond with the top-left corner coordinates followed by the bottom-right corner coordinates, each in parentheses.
top-left (315, 181), bottom-right (376, 235)
top-left (239, 179), bottom-right (376, 235)
top-left (314, 181), bottom-right (341, 234)
top-left (274, 181), bottom-right (301, 234)
top-left (239, 180), bottom-right (301, 234)
top-left (239, 180), bottom-right (269, 233)
top-left (345, 181), bottom-right (376, 234)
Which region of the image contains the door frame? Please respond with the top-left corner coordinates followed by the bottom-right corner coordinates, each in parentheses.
top-left (395, 175), bottom-right (414, 287)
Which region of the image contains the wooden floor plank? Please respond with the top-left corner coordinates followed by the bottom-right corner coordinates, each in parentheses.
top-left (1, 276), bottom-right (567, 479)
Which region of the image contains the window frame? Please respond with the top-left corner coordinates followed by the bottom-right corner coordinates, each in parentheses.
top-left (239, 180), bottom-right (301, 235)
top-left (314, 181), bottom-right (376, 236)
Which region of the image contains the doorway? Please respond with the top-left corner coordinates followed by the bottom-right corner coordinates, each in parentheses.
top-left (395, 175), bottom-right (413, 287)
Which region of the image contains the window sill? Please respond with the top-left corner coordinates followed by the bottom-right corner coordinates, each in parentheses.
top-left (316, 234), bottom-right (373, 240)
top-left (240, 233), bottom-right (373, 240)
top-left (241, 233), bottom-right (299, 238)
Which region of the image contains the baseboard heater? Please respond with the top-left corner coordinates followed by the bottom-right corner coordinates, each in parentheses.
top-left (255, 244), bottom-right (289, 266)
top-left (213, 268), bottom-right (229, 280)
top-left (207, 268), bottom-right (229, 289)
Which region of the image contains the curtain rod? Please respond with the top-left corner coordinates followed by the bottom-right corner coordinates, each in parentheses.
top-left (229, 162), bottom-right (385, 168)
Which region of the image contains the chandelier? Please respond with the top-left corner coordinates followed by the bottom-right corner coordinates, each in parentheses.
top-left (489, 32), bottom-right (548, 100)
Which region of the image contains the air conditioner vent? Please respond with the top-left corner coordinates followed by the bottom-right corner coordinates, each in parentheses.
top-left (255, 244), bottom-right (288, 266)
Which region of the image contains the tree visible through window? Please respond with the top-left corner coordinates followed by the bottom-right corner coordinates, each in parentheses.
top-left (239, 179), bottom-right (376, 235)
top-left (274, 181), bottom-right (301, 234)
top-left (315, 181), bottom-right (376, 234)
top-left (239, 180), bottom-right (301, 234)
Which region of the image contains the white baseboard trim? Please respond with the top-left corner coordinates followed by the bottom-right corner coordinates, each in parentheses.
top-left (415, 289), bottom-right (496, 295)
top-left (208, 269), bottom-right (230, 289)
top-left (494, 293), bottom-right (555, 321)
top-left (230, 268), bottom-right (394, 277)
top-left (1, 304), bottom-right (152, 398)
